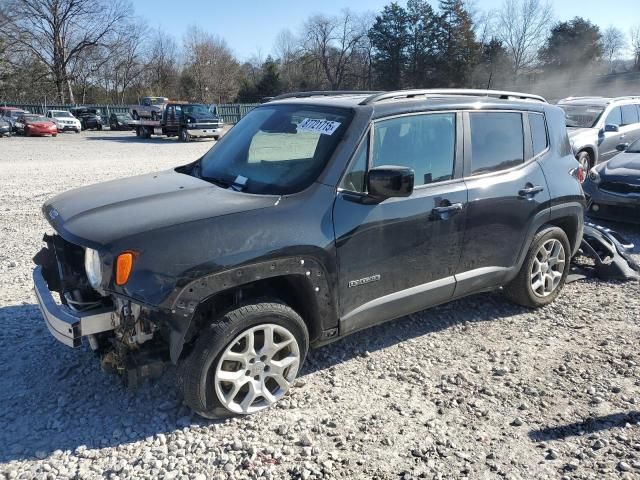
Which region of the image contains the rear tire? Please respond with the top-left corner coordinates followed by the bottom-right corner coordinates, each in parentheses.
top-left (504, 226), bottom-right (571, 308)
top-left (181, 302), bottom-right (308, 419)
top-left (132, 111), bottom-right (139, 120)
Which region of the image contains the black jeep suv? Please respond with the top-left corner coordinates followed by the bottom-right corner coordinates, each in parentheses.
top-left (33, 89), bottom-right (584, 418)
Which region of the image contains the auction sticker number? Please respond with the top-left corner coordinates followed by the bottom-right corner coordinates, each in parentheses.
top-left (297, 118), bottom-right (341, 135)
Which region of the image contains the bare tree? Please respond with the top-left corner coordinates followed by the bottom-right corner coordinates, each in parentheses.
top-left (182, 26), bottom-right (240, 103)
top-left (495, 0), bottom-right (553, 75)
top-left (631, 25), bottom-right (640, 70)
top-left (302, 10), bottom-right (368, 90)
top-left (146, 28), bottom-right (179, 98)
top-left (4, 0), bottom-right (131, 103)
top-left (602, 26), bottom-right (626, 73)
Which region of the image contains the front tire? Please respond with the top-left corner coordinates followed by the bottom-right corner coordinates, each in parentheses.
top-left (181, 302), bottom-right (308, 419)
top-left (504, 226), bottom-right (571, 308)
top-left (179, 128), bottom-right (190, 142)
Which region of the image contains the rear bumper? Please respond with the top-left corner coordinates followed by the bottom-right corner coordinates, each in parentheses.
top-left (33, 266), bottom-right (117, 347)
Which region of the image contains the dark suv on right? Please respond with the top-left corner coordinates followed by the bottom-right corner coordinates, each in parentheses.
top-left (33, 89), bottom-right (584, 419)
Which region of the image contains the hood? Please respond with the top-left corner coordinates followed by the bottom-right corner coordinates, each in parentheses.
top-left (187, 115), bottom-right (219, 123)
top-left (600, 152), bottom-right (640, 184)
top-left (567, 127), bottom-right (596, 138)
top-left (43, 169), bottom-right (278, 248)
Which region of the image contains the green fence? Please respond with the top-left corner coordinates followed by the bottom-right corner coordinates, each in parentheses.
top-left (1, 101), bottom-right (260, 123)
top-left (214, 103), bottom-right (260, 124)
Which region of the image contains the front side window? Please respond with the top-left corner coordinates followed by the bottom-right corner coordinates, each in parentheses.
top-left (470, 112), bottom-right (524, 175)
top-left (372, 113), bottom-right (456, 186)
top-left (605, 107), bottom-right (622, 126)
top-left (199, 105), bottom-right (352, 195)
top-left (621, 105), bottom-right (639, 126)
top-left (529, 113), bottom-right (549, 157)
top-left (340, 134), bottom-right (369, 192)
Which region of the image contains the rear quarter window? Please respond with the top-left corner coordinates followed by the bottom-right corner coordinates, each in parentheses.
top-left (469, 112), bottom-right (524, 175)
top-left (529, 113), bottom-right (549, 157)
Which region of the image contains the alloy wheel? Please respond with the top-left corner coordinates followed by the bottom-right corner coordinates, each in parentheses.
top-left (530, 239), bottom-right (566, 297)
top-left (214, 323), bottom-right (300, 414)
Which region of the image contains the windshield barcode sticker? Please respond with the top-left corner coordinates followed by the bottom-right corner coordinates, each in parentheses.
top-left (297, 118), bottom-right (341, 135)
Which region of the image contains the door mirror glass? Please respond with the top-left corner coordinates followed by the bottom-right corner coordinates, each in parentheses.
top-left (367, 166), bottom-right (414, 200)
top-left (605, 124), bottom-right (619, 133)
top-left (616, 142), bottom-right (629, 152)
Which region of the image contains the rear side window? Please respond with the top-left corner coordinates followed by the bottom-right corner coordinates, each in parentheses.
top-left (605, 107), bottom-right (622, 126)
top-left (529, 113), bottom-right (548, 157)
top-left (621, 105), bottom-right (639, 125)
top-left (372, 113), bottom-right (456, 186)
top-left (469, 112), bottom-right (524, 175)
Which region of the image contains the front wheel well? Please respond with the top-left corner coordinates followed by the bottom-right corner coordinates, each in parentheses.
top-left (182, 276), bottom-right (323, 357)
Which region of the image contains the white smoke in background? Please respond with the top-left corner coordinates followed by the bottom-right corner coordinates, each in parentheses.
top-left (497, 70), bottom-right (640, 103)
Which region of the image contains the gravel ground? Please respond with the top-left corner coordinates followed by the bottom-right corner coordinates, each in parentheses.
top-left (1, 130), bottom-right (639, 480)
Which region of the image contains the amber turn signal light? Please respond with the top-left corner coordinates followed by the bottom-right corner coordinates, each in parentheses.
top-left (115, 252), bottom-right (134, 286)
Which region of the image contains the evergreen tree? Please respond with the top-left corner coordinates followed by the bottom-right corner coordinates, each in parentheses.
top-left (406, 0), bottom-right (440, 87)
top-left (255, 56), bottom-right (282, 100)
top-left (539, 18), bottom-right (603, 73)
top-left (437, 0), bottom-right (480, 87)
top-left (369, 2), bottom-right (410, 90)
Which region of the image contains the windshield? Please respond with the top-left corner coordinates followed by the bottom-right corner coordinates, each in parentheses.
top-left (51, 111), bottom-right (72, 117)
top-left (25, 115), bottom-right (47, 122)
top-left (10, 111), bottom-right (27, 118)
top-left (627, 139), bottom-right (640, 153)
top-left (559, 105), bottom-right (605, 128)
top-left (198, 104), bottom-right (352, 195)
top-left (182, 104), bottom-right (211, 116)
top-left (149, 97), bottom-right (167, 105)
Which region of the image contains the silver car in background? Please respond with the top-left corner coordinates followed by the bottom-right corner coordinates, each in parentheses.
top-left (130, 96), bottom-right (169, 120)
top-left (557, 96), bottom-right (640, 177)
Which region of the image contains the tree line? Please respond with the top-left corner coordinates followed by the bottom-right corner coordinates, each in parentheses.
top-left (1, 0), bottom-right (639, 105)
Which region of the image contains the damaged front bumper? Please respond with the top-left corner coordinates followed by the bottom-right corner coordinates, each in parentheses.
top-left (33, 266), bottom-right (118, 347)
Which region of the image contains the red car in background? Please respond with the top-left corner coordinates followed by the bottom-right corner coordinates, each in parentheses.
top-left (15, 114), bottom-right (58, 137)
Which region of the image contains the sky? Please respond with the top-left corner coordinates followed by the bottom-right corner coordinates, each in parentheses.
top-left (133, 0), bottom-right (639, 61)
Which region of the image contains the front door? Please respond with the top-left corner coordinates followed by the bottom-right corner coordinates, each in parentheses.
top-left (599, 106), bottom-right (628, 162)
top-left (334, 112), bottom-right (467, 335)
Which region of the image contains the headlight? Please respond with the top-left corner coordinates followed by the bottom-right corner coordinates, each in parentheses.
top-left (84, 248), bottom-right (103, 289)
top-left (588, 168), bottom-right (601, 184)
top-left (187, 117), bottom-right (193, 123)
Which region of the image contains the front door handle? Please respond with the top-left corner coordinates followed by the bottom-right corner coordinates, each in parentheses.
top-left (518, 185), bottom-right (544, 197)
top-left (431, 202), bottom-right (464, 220)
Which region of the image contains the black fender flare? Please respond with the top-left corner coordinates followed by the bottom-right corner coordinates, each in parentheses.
top-left (167, 257), bottom-right (337, 363)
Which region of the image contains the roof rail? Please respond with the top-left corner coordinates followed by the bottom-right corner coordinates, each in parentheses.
top-left (360, 89), bottom-right (548, 105)
top-left (270, 90), bottom-right (382, 101)
top-left (558, 96), bottom-right (606, 102)
top-left (613, 95), bottom-right (640, 101)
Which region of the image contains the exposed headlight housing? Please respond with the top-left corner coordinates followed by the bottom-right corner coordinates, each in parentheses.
top-left (84, 248), bottom-right (103, 289)
top-left (588, 168), bottom-right (601, 184)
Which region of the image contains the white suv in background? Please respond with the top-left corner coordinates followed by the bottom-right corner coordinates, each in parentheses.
top-left (46, 110), bottom-right (82, 133)
top-left (558, 96), bottom-right (640, 175)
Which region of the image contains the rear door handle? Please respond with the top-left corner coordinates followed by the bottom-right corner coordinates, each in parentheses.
top-left (518, 185), bottom-right (544, 197)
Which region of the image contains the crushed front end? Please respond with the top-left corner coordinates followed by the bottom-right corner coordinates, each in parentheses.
top-left (33, 234), bottom-right (168, 386)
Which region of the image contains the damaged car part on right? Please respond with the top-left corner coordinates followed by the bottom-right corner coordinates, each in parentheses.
top-left (571, 222), bottom-right (640, 282)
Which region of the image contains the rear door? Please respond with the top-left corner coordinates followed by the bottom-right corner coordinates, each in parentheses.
top-left (334, 111), bottom-right (468, 334)
top-left (600, 106), bottom-right (625, 162)
top-left (455, 110), bottom-right (551, 296)
top-left (620, 104), bottom-right (640, 148)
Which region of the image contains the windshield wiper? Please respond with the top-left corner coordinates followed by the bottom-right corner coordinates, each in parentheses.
top-left (201, 175), bottom-right (232, 188)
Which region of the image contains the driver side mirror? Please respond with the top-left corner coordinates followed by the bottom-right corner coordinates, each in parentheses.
top-left (367, 166), bottom-right (414, 201)
top-left (616, 143), bottom-right (629, 152)
top-left (604, 124), bottom-right (619, 133)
